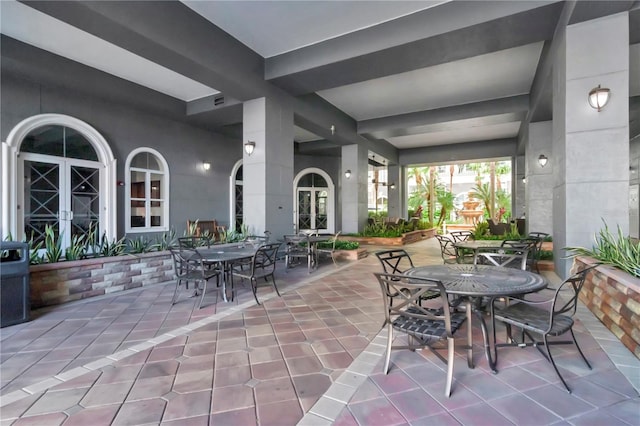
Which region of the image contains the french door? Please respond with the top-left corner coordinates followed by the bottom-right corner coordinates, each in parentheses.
top-left (297, 188), bottom-right (328, 232)
top-left (20, 153), bottom-right (102, 249)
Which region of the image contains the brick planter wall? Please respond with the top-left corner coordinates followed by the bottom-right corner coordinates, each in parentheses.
top-left (574, 256), bottom-right (640, 359)
top-left (29, 251), bottom-right (174, 308)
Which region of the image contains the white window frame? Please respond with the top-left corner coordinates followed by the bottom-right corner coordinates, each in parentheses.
top-left (124, 147), bottom-right (170, 233)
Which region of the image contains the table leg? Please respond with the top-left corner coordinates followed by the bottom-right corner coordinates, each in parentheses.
top-left (466, 300), bottom-right (474, 369)
top-left (473, 308), bottom-right (498, 373)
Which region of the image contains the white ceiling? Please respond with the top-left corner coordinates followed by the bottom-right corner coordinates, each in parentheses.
top-left (318, 42), bottom-right (544, 121)
top-left (1, 1), bottom-right (637, 152)
top-left (0, 0), bottom-right (219, 102)
top-left (182, 0), bottom-right (443, 58)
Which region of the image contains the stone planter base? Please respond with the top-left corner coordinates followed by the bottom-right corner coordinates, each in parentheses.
top-left (29, 251), bottom-right (173, 308)
top-left (333, 248), bottom-right (368, 261)
top-left (342, 228), bottom-right (437, 246)
top-left (574, 257), bottom-right (640, 359)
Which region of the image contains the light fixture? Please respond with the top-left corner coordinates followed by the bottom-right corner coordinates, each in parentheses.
top-left (522, 177), bottom-right (527, 184)
top-left (538, 154), bottom-right (548, 167)
top-left (389, 183), bottom-right (396, 189)
top-left (330, 125), bottom-right (336, 135)
top-left (244, 141), bottom-right (256, 155)
top-left (344, 169), bottom-right (351, 179)
top-left (588, 84), bottom-right (610, 111)
top-left (202, 161), bottom-right (211, 171)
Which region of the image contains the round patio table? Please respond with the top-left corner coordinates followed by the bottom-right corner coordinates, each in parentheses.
top-left (405, 264), bottom-right (547, 372)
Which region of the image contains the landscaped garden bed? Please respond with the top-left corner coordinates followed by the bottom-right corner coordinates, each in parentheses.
top-left (341, 228), bottom-right (437, 246)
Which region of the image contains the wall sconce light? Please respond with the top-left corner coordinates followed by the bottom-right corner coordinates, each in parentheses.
top-left (330, 125), bottom-right (336, 135)
top-left (588, 84), bottom-right (610, 111)
top-left (202, 161), bottom-right (211, 171)
top-left (344, 169), bottom-right (351, 179)
top-left (522, 176), bottom-right (527, 184)
top-left (389, 183), bottom-right (396, 190)
top-left (244, 141), bottom-right (256, 156)
top-left (538, 154), bottom-right (548, 167)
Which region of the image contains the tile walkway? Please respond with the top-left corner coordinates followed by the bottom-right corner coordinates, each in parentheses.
top-left (1, 238), bottom-right (638, 425)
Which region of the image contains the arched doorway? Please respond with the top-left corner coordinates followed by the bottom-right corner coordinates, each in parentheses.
top-left (229, 160), bottom-right (243, 232)
top-left (2, 114), bottom-right (116, 248)
top-left (293, 168), bottom-right (335, 234)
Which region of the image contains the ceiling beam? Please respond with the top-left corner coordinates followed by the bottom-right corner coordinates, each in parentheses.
top-left (23, 0), bottom-right (266, 101)
top-left (266, 2), bottom-right (563, 95)
top-left (359, 95), bottom-right (529, 137)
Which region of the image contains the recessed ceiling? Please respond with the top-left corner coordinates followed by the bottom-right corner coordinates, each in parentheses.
top-left (317, 42), bottom-right (544, 121)
top-left (388, 122), bottom-right (522, 149)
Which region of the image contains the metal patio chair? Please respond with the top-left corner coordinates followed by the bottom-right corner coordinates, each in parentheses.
top-left (490, 267), bottom-right (594, 393)
top-left (375, 272), bottom-right (467, 397)
top-left (169, 247), bottom-right (220, 309)
top-left (231, 242), bottom-right (281, 305)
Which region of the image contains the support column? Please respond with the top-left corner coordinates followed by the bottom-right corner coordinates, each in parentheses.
top-left (341, 144), bottom-right (368, 233)
top-left (526, 121), bottom-right (553, 234)
top-left (553, 13), bottom-right (629, 277)
top-left (387, 164), bottom-right (403, 219)
top-left (243, 97), bottom-right (294, 239)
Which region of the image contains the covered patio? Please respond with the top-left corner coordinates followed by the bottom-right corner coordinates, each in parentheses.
top-left (2, 239), bottom-right (638, 425)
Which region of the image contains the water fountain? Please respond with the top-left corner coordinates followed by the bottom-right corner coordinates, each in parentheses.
top-left (459, 193), bottom-right (484, 225)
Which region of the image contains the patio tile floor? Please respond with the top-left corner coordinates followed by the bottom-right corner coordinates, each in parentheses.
top-left (1, 238), bottom-right (639, 425)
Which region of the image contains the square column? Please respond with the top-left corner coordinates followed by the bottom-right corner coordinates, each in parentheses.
top-left (341, 144), bottom-right (368, 233)
top-left (553, 13), bottom-right (629, 277)
top-left (243, 97), bottom-right (294, 239)
top-left (526, 121), bottom-right (553, 234)
top-left (387, 164), bottom-right (404, 219)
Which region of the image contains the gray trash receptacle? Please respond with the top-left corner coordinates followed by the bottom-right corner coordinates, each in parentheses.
top-left (1, 242), bottom-right (30, 327)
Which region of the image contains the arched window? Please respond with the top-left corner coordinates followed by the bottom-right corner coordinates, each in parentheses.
top-left (125, 148), bottom-right (169, 232)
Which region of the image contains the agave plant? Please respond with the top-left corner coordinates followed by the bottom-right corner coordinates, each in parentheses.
top-left (43, 224), bottom-right (63, 263)
top-left (566, 221), bottom-right (640, 278)
top-left (99, 232), bottom-right (126, 257)
top-left (65, 234), bottom-right (87, 261)
top-left (127, 235), bottom-right (154, 254)
top-left (154, 228), bottom-right (177, 251)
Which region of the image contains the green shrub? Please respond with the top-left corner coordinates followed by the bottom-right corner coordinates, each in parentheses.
top-left (566, 222), bottom-right (640, 278)
top-left (317, 240), bottom-right (360, 250)
top-left (538, 250), bottom-right (554, 261)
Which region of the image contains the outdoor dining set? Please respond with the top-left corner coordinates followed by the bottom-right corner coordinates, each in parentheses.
top-left (168, 231), bottom-right (340, 307)
top-left (374, 230), bottom-right (593, 398)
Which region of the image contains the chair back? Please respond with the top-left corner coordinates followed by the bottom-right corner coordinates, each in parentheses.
top-left (375, 249), bottom-right (414, 274)
top-left (449, 231), bottom-right (472, 242)
top-left (329, 231), bottom-right (342, 250)
top-left (435, 235), bottom-right (458, 263)
top-left (284, 234), bottom-right (310, 252)
top-left (502, 238), bottom-right (538, 270)
top-left (374, 272), bottom-right (453, 333)
top-left (552, 267), bottom-right (593, 319)
top-left (475, 251), bottom-right (529, 269)
top-left (169, 247), bottom-right (203, 278)
top-left (251, 242), bottom-right (281, 276)
top-left (178, 236), bottom-right (211, 249)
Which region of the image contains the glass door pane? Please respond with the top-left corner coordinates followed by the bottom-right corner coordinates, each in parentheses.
top-left (297, 190), bottom-right (312, 231)
top-left (24, 160), bottom-right (61, 245)
top-left (70, 165), bottom-right (100, 240)
top-left (315, 190), bottom-right (328, 230)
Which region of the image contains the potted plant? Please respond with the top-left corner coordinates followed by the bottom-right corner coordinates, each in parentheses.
top-left (566, 222), bottom-right (640, 358)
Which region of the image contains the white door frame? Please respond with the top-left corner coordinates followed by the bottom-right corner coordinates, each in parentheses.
top-left (292, 168), bottom-right (335, 234)
top-left (2, 114), bottom-right (116, 241)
